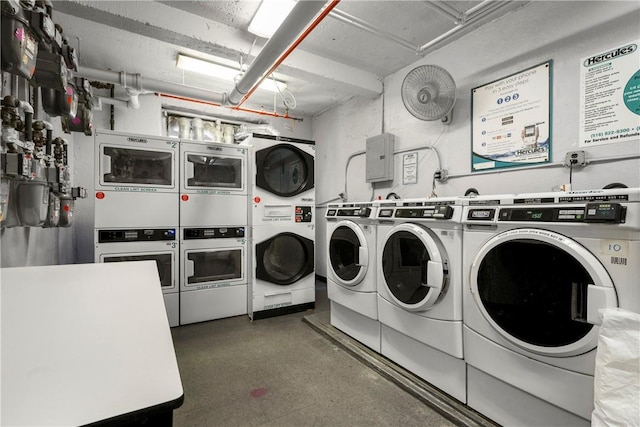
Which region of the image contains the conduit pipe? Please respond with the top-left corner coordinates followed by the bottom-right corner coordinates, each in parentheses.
top-left (76, 66), bottom-right (227, 107)
top-left (157, 93), bottom-right (304, 122)
top-left (228, 0), bottom-right (333, 106)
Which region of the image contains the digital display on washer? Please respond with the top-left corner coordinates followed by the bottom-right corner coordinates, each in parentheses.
top-left (395, 205), bottom-right (453, 219)
top-left (378, 209), bottom-right (394, 218)
top-left (467, 209), bottom-right (495, 220)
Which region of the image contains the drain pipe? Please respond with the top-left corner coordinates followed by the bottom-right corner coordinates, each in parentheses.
top-left (227, 0), bottom-right (336, 106)
top-left (76, 66), bottom-right (227, 107)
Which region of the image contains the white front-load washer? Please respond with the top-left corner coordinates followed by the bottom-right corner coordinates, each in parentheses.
top-left (94, 227), bottom-right (179, 327)
top-left (179, 226), bottom-right (248, 325)
top-left (375, 197), bottom-right (466, 402)
top-left (325, 201), bottom-right (379, 352)
top-left (462, 188), bottom-right (640, 426)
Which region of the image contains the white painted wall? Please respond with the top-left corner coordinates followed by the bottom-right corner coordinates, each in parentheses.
top-left (313, 1), bottom-right (640, 277)
top-left (73, 92), bottom-right (313, 264)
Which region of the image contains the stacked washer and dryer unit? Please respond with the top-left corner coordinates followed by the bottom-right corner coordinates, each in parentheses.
top-left (93, 130), bottom-right (180, 327)
top-left (93, 129), bottom-right (252, 327)
top-left (178, 138), bottom-right (249, 325)
top-left (462, 187), bottom-right (640, 426)
top-left (246, 134), bottom-right (316, 320)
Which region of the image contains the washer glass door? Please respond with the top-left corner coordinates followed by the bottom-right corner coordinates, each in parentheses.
top-left (381, 223), bottom-right (446, 311)
top-left (329, 221), bottom-right (368, 286)
top-left (471, 228), bottom-right (617, 356)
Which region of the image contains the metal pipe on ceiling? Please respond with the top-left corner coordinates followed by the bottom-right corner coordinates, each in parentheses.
top-left (422, 1), bottom-right (464, 23)
top-left (76, 66), bottom-right (228, 106)
top-left (417, 1), bottom-right (512, 53)
top-left (227, 0), bottom-right (331, 106)
top-left (329, 9), bottom-right (418, 52)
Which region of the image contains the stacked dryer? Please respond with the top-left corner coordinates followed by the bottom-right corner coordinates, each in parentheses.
top-left (325, 201), bottom-right (380, 351)
top-left (375, 197), bottom-right (466, 402)
top-left (246, 134), bottom-right (315, 320)
top-left (462, 188), bottom-right (640, 426)
top-left (93, 130), bottom-right (180, 327)
top-left (178, 138), bottom-right (249, 325)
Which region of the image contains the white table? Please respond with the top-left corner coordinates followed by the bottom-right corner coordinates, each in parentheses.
top-left (1, 261), bottom-right (184, 426)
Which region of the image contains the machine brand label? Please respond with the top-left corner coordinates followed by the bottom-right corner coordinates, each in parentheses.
top-left (126, 137), bottom-right (148, 143)
top-left (301, 198), bottom-right (314, 202)
top-left (206, 146), bottom-right (222, 151)
top-left (583, 44), bottom-right (637, 67)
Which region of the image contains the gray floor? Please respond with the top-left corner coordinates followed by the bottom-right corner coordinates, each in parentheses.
top-left (170, 281), bottom-right (485, 427)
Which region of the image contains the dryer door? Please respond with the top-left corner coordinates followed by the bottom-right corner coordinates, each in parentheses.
top-left (470, 228), bottom-right (618, 357)
top-left (255, 144), bottom-right (314, 197)
top-left (328, 220), bottom-right (369, 287)
top-left (256, 232), bottom-right (314, 285)
top-left (380, 223), bottom-right (448, 311)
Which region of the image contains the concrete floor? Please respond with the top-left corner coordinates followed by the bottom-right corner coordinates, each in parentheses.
top-left (170, 281), bottom-right (487, 426)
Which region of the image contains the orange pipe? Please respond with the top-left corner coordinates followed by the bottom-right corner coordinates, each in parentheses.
top-left (156, 93), bottom-right (304, 122)
top-left (238, 0), bottom-right (341, 107)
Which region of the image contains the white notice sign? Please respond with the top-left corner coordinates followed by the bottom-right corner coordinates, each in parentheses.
top-left (403, 152), bottom-right (417, 184)
top-left (579, 41), bottom-right (640, 147)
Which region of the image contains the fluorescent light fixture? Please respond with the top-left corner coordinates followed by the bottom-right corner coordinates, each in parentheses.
top-left (248, 0), bottom-right (296, 39)
top-left (176, 54), bottom-right (286, 93)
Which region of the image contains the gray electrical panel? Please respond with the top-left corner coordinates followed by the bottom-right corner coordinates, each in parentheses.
top-left (366, 133), bottom-right (394, 183)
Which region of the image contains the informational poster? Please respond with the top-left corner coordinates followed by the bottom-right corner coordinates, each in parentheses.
top-left (471, 61), bottom-right (552, 171)
top-left (579, 41), bottom-right (640, 147)
top-left (402, 152), bottom-right (417, 184)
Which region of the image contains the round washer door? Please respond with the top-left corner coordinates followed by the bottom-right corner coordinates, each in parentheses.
top-left (470, 228), bottom-right (618, 357)
top-left (328, 221), bottom-right (369, 287)
top-left (380, 223), bottom-right (447, 311)
top-left (255, 144), bottom-right (314, 197)
top-left (256, 232), bottom-right (314, 285)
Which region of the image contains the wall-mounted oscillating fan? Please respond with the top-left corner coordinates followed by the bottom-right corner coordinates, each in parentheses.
top-left (401, 65), bottom-right (456, 123)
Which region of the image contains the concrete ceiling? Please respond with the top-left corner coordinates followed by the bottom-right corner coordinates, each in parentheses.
top-left (52, 0), bottom-right (528, 117)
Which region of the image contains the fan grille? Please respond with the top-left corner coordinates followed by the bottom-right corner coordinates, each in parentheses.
top-left (401, 65), bottom-right (456, 121)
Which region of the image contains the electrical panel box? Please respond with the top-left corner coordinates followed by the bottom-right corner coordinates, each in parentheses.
top-left (366, 133), bottom-right (394, 183)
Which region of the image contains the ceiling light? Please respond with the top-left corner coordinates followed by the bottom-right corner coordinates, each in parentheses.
top-left (248, 0), bottom-right (296, 39)
top-left (176, 54), bottom-right (286, 93)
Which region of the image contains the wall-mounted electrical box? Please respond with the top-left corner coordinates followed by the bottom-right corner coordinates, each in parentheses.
top-left (366, 133), bottom-right (394, 183)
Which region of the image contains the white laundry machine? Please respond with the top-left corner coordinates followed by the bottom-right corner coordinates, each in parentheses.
top-left (94, 227), bottom-right (179, 327)
top-left (375, 197), bottom-right (466, 402)
top-left (250, 219), bottom-right (315, 320)
top-left (179, 139), bottom-right (248, 227)
top-left (325, 201), bottom-right (379, 351)
top-left (246, 133), bottom-right (315, 225)
top-left (179, 226), bottom-right (247, 325)
top-left (94, 130), bottom-right (179, 228)
top-left (462, 188), bottom-right (640, 426)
